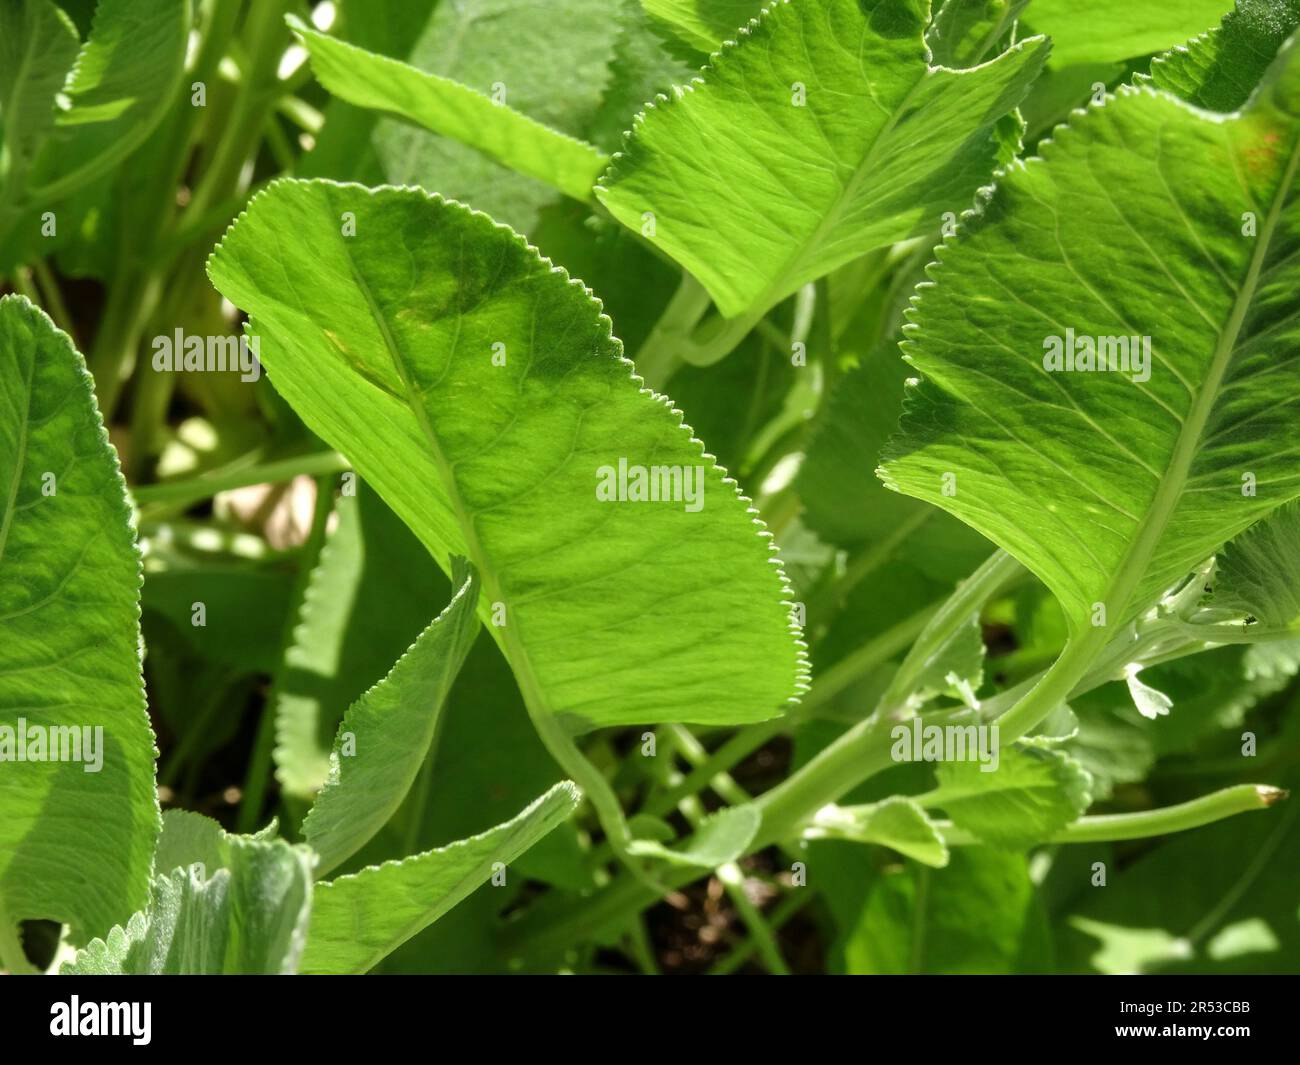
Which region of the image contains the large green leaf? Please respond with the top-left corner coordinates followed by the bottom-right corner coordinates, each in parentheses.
top-left (598, 0), bottom-right (1049, 319)
top-left (290, 17), bottom-right (608, 205)
top-left (1023, 0), bottom-right (1231, 67)
top-left (207, 180), bottom-right (806, 732)
top-left (1144, 0), bottom-right (1300, 112)
top-left (303, 559), bottom-right (481, 875)
top-left (302, 0), bottom-right (621, 235)
top-left (302, 781), bottom-right (580, 974)
top-left (881, 39), bottom-right (1300, 635)
top-left (0, 295), bottom-right (158, 947)
top-left (64, 831), bottom-right (314, 975)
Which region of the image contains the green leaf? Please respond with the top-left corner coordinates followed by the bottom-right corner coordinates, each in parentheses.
top-left (1143, 0), bottom-right (1300, 112)
top-left (585, 1), bottom-right (699, 154)
top-left (0, 295), bottom-right (158, 946)
top-left (301, 0), bottom-right (622, 235)
top-left (63, 833), bottom-right (314, 975)
top-left (23, 0), bottom-right (192, 203)
top-left (207, 180), bottom-right (806, 731)
top-left (934, 743), bottom-right (1091, 848)
top-left (303, 558), bottom-right (481, 876)
top-left (641, 0), bottom-right (766, 52)
top-left (927, 0), bottom-right (1029, 68)
top-left (597, 0), bottom-right (1048, 319)
top-left (273, 482), bottom-right (452, 799)
top-left (290, 17), bottom-right (608, 205)
top-left (1023, 0), bottom-right (1231, 67)
top-left (881, 40), bottom-right (1300, 635)
top-left (806, 797), bottom-right (949, 867)
top-left (627, 803), bottom-right (761, 867)
top-left (302, 781), bottom-right (580, 974)
top-left (1213, 499), bottom-right (1300, 625)
top-left (153, 808), bottom-right (277, 876)
top-left (843, 846), bottom-right (1052, 973)
top-left (0, 0), bottom-right (79, 185)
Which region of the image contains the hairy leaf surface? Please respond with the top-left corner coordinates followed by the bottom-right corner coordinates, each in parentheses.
top-left (208, 180), bottom-right (806, 730)
top-left (64, 831), bottom-right (314, 975)
top-left (1213, 500), bottom-right (1300, 624)
top-left (0, 296), bottom-right (157, 944)
top-left (598, 0), bottom-right (1049, 318)
top-left (1145, 0), bottom-right (1300, 112)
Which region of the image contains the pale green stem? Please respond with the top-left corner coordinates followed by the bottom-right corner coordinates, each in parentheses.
top-left (633, 273), bottom-right (712, 387)
top-left (937, 785), bottom-right (1287, 845)
top-left (656, 732), bottom-right (789, 976)
top-left (707, 891), bottom-right (811, 975)
top-left (717, 863), bottom-right (790, 975)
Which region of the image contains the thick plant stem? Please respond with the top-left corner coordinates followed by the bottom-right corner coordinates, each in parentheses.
top-left (938, 785), bottom-right (1288, 845)
top-left (633, 273), bottom-right (712, 387)
top-left (993, 621), bottom-right (1112, 742)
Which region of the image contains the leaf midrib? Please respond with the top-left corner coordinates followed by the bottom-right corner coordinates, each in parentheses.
top-left (333, 230), bottom-right (562, 741)
top-left (737, 35), bottom-right (1039, 320)
top-left (1095, 115), bottom-right (1300, 627)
